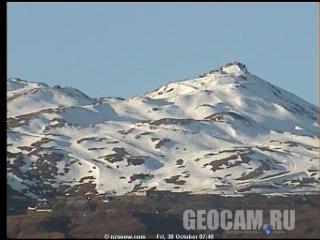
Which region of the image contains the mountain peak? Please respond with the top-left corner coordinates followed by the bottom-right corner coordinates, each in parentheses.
top-left (219, 60), bottom-right (248, 75)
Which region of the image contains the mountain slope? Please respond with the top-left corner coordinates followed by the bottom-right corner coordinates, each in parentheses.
top-left (7, 61), bottom-right (319, 198)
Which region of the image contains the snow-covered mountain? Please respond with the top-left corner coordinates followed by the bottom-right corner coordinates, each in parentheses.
top-left (7, 61), bottom-right (319, 198)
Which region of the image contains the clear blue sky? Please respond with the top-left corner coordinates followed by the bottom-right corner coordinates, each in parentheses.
top-left (7, 3), bottom-right (318, 104)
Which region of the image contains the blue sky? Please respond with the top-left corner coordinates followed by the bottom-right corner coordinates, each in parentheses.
top-left (7, 3), bottom-right (318, 104)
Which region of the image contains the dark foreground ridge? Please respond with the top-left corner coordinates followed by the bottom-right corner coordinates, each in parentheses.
top-left (7, 192), bottom-right (320, 239)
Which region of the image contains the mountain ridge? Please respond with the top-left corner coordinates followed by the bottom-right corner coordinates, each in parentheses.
top-left (7, 61), bottom-right (319, 198)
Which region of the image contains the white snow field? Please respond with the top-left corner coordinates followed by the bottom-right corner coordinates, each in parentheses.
top-left (7, 61), bottom-right (319, 198)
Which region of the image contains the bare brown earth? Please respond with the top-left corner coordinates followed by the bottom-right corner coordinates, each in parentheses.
top-left (7, 193), bottom-right (320, 239)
